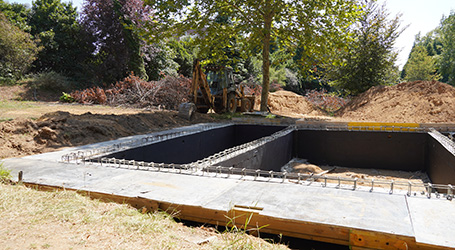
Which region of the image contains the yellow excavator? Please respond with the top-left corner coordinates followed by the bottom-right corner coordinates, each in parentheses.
top-left (179, 59), bottom-right (255, 119)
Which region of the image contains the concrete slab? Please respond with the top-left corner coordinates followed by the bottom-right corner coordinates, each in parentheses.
top-left (407, 197), bottom-right (455, 248)
top-left (203, 181), bottom-right (414, 237)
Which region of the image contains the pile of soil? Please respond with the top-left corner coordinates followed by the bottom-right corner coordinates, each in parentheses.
top-left (0, 111), bottom-right (215, 159)
top-left (256, 90), bottom-right (321, 117)
top-left (339, 81), bottom-right (455, 123)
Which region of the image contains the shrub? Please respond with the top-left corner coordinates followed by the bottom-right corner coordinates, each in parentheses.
top-left (59, 92), bottom-right (75, 103)
top-left (0, 163), bottom-right (12, 183)
top-left (31, 71), bottom-right (75, 93)
top-left (70, 74), bottom-right (191, 110)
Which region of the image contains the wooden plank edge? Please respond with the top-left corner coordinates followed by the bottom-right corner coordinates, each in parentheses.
top-left (20, 182), bottom-right (455, 250)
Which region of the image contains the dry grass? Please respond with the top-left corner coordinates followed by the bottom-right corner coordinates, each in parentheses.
top-left (0, 183), bottom-right (289, 250)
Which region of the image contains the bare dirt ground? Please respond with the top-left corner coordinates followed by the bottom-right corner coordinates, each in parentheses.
top-left (0, 85), bottom-right (215, 159)
top-left (338, 80), bottom-right (455, 123)
top-left (261, 90), bottom-right (324, 118)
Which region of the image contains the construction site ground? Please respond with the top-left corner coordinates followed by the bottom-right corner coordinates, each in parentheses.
top-left (1, 81), bottom-right (455, 249)
top-left (2, 123), bottom-right (455, 249)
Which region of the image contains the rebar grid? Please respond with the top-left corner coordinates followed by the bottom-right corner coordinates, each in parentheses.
top-left (88, 158), bottom-right (453, 200)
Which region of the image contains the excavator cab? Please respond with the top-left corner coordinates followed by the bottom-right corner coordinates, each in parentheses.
top-left (205, 66), bottom-right (235, 95)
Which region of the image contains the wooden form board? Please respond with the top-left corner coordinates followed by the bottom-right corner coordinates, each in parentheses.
top-left (23, 182), bottom-right (453, 250)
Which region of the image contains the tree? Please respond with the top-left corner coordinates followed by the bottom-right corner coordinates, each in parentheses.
top-left (0, 0), bottom-right (30, 31)
top-left (81, 0), bottom-right (153, 83)
top-left (145, 0), bottom-right (360, 111)
top-left (324, 0), bottom-right (403, 95)
top-left (401, 31), bottom-right (447, 81)
top-left (438, 11), bottom-right (455, 85)
top-left (29, 0), bottom-right (90, 78)
top-left (403, 45), bottom-right (440, 82)
top-left (0, 13), bottom-right (39, 83)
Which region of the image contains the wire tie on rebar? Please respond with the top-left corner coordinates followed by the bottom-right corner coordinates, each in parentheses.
top-left (228, 167), bottom-right (233, 178)
top-left (255, 169), bottom-right (261, 180)
top-left (370, 179), bottom-right (374, 192)
top-left (215, 166), bottom-right (221, 176)
top-left (389, 180), bottom-right (394, 194)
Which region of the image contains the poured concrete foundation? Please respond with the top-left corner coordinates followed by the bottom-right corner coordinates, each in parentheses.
top-left (2, 122), bottom-right (455, 249)
top-left (93, 124), bottom-right (455, 185)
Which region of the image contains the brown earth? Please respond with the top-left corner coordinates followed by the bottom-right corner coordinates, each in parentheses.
top-left (338, 80), bottom-right (455, 123)
top-left (0, 85), bottom-right (216, 159)
top-left (0, 110), bottom-right (215, 159)
top-left (256, 90), bottom-right (323, 118)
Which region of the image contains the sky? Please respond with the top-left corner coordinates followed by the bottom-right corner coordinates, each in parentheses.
top-left (377, 0), bottom-right (455, 69)
top-left (7, 0), bottom-right (455, 69)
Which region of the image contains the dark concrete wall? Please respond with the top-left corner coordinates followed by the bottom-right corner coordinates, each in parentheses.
top-left (99, 125), bottom-right (285, 164)
top-left (294, 130), bottom-right (428, 171)
top-left (426, 134), bottom-right (455, 185)
top-left (217, 132), bottom-right (293, 171)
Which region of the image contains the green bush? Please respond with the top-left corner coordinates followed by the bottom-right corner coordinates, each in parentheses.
top-left (30, 71), bottom-right (75, 93)
top-left (0, 163), bottom-right (12, 183)
top-left (59, 92), bottom-right (75, 103)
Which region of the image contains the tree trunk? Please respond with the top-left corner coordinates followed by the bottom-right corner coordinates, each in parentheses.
top-left (260, 4), bottom-right (273, 112)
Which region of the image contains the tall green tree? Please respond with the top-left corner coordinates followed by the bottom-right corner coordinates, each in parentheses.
top-left (0, 13), bottom-right (39, 83)
top-left (81, 0), bottom-right (155, 83)
top-left (401, 32), bottom-right (443, 80)
top-left (438, 11), bottom-right (455, 85)
top-left (0, 0), bottom-right (30, 31)
top-left (145, 0), bottom-right (361, 111)
top-left (29, 0), bottom-right (90, 78)
top-left (403, 45), bottom-right (440, 82)
top-left (324, 0), bottom-right (403, 95)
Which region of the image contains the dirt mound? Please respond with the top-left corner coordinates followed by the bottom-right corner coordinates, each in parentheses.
top-left (338, 81), bottom-right (455, 123)
top-left (256, 90), bottom-right (321, 117)
top-left (0, 111), bottom-right (215, 159)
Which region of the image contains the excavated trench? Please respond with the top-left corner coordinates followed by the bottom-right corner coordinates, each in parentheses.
top-left (88, 124), bottom-right (455, 194)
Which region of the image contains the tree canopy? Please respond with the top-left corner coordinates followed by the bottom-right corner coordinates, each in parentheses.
top-left (29, 0), bottom-right (89, 77)
top-left (0, 13), bottom-right (39, 83)
top-left (438, 11), bottom-right (455, 85)
top-left (403, 45), bottom-right (440, 82)
top-left (325, 0), bottom-right (403, 95)
top-left (145, 0), bottom-right (361, 110)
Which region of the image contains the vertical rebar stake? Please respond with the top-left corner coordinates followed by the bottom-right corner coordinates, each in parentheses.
top-left (427, 183), bottom-right (433, 199)
top-left (407, 181), bottom-right (412, 197)
top-left (448, 184), bottom-right (453, 200)
top-left (370, 179), bottom-right (374, 192)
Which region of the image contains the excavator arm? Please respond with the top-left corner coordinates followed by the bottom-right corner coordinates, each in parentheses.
top-left (191, 59), bottom-right (214, 109)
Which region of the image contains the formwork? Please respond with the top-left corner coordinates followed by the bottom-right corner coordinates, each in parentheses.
top-left (3, 121), bottom-right (455, 250)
